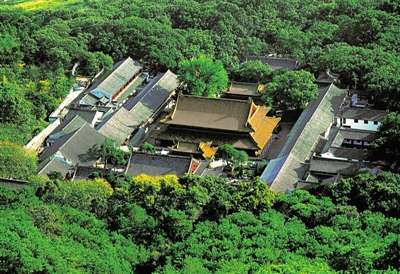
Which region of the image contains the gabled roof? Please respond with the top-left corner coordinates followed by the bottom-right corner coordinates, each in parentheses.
top-left (89, 57), bottom-right (142, 99)
top-left (97, 107), bottom-right (139, 145)
top-left (166, 95), bottom-right (252, 132)
top-left (126, 152), bottom-right (193, 177)
top-left (261, 84), bottom-right (347, 192)
top-left (325, 147), bottom-right (368, 161)
top-left (65, 108), bottom-right (99, 125)
top-left (224, 81), bottom-right (261, 97)
top-left (245, 55), bottom-right (300, 71)
top-left (127, 70), bottom-right (178, 118)
top-left (124, 70), bottom-right (179, 111)
top-left (340, 108), bottom-right (387, 121)
top-left (49, 115), bottom-right (87, 141)
top-left (39, 123), bottom-right (106, 176)
top-left (309, 157), bottom-right (360, 176)
top-left (98, 71), bottom-right (179, 145)
top-left (50, 108), bottom-right (101, 141)
top-left (331, 128), bottom-right (376, 147)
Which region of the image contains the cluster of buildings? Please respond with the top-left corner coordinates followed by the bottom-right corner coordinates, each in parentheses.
top-left (36, 56), bottom-right (282, 181)
top-left (261, 80), bottom-right (387, 192)
top-left (34, 55), bottom-right (387, 193)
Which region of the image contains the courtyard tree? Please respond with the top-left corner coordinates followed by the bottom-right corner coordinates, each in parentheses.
top-left (178, 55), bottom-right (228, 97)
top-left (371, 112), bottom-right (400, 171)
top-left (263, 70), bottom-right (318, 110)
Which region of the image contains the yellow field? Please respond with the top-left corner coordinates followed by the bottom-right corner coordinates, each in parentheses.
top-left (15, 0), bottom-right (81, 10)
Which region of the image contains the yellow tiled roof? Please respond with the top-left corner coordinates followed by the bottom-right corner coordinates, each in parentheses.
top-left (248, 104), bottom-right (281, 150)
top-left (199, 142), bottom-right (218, 159)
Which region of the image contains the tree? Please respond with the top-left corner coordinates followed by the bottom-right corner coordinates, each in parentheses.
top-left (217, 144), bottom-right (248, 169)
top-left (233, 60), bottom-right (272, 82)
top-left (262, 70), bottom-right (318, 110)
top-left (0, 142), bottom-right (37, 180)
top-left (139, 142), bottom-right (156, 154)
top-left (178, 55), bottom-right (228, 97)
top-left (366, 62), bottom-right (400, 111)
top-left (37, 178), bottom-right (113, 217)
top-left (82, 51), bottom-right (113, 76)
top-left (0, 79), bottom-right (33, 124)
top-left (0, 206), bottom-right (148, 273)
top-left (371, 112), bottom-right (400, 170)
top-left (321, 172), bottom-right (400, 217)
top-left (97, 139), bottom-right (129, 167)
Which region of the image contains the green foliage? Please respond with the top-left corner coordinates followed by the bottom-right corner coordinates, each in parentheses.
top-left (140, 142), bottom-right (156, 154)
top-left (372, 112), bottom-right (400, 170)
top-left (0, 141), bottom-right (37, 180)
top-left (0, 79), bottom-right (33, 124)
top-left (1, 1), bottom-right (400, 273)
top-left (81, 51), bottom-right (113, 76)
top-left (36, 178), bottom-right (113, 216)
top-left (263, 70), bottom-right (318, 110)
top-left (97, 138), bottom-right (129, 166)
top-left (0, 193), bottom-right (148, 273)
top-left (320, 172), bottom-right (400, 217)
top-left (217, 144), bottom-right (248, 168)
top-left (178, 55), bottom-right (228, 97)
top-left (233, 60), bottom-right (272, 82)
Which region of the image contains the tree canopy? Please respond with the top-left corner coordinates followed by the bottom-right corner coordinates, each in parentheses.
top-left (1, 0), bottom-right (400, 273)
top-left (0, 142), bottom-right (37, 180)
top-left (178, 55), bottom-right (228, 97)
top-left (262, 70), bottom-right (319, 110)
top-left (371, 112), bottom-right (400, 171)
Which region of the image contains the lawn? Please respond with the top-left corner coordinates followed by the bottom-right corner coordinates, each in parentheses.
top-left (13, 0), bottom-right (83, 10)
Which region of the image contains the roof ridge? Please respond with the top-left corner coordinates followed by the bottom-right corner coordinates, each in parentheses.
top-left (179, 94), bottom-right (250, 104)
top-left (57, 123), bottom-right (91, 152)
top-left (98, 57), bottom-right (133, 88)
top-left (147, 70), bottom-right (174, 92)
top-left (284, 83), bottom-right (338, 154)
top-left (133, 151), bottom-right (192, 160)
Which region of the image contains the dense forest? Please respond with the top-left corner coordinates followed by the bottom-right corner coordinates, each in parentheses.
top-left (1, 0), bottom-right (400, 273)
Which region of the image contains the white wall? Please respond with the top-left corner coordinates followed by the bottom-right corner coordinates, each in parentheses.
top-left (337, 117), bottom-right (380, 131)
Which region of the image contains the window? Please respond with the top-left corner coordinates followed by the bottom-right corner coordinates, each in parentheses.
top-left (342, 118), bottom-right (346, 124)
top-left (354, 119), bottom-right (358, 123)
top-left (374, 121), bottom-right (378, 125)
top-left (364, 120), bottom-right (368, 124)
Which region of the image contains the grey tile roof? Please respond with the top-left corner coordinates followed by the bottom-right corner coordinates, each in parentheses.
top-left (89, 57), bottom-right (142, 99)
top-left (224, 81), bottom-right (260, 97)
top-left (126, 152), bottom-right (192, 177)
top-left (49, 115), bottom-right (87, 141)
top-left (65, 108), bottom-right (99, 125)
top-left (327, 147), bottom-right (368, 161)
top-left (340, 108), bottom-right (387, 121)
top-left (38, 157), bottom-right (72, 177)
top-left (260, 84), bottom-right (347, 192)
top-left (97, 107), bottom-right (139, 145)
top-left (98, 70), bottom-right (179, 145)
top-left (157, 127), bottom-right (258, 151)
top-left (124, 70), bottom-right (179, 111)
top-left (39, 123), bottom-right (106, 176)
top-left (166, 95), bottom-right (252, 132)
top-left (309, 158), bottom-right (360, 176)
top-left (79, 93), bottom-right (101, 107)
top-left (331, 128), bottom-right (376, 147)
